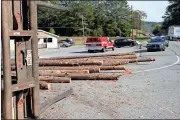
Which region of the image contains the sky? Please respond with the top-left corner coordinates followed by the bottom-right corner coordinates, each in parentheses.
top-left (128, 1), bottom-right (169, 22)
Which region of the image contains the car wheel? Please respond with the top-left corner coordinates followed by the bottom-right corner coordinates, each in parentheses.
top-left (130, 43), bottom-right (133, 47)
top-left (112, 47), bottom-right (114, 51)
top-left (117, 46), bottom-right (121, 48)
top-left (62, 44), bottom-right (66, 47)
top-left (88, 50), bottom-right (92, 53)
top-left (101, 48), bottom-right (106, 52)
top-left (147, 49), bottom-right (151, 52)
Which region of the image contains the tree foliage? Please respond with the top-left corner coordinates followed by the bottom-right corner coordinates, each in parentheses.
top-left (49, 28), bottom-right (55, 34)
top-left (152, 24), bottom-right (162, 35)
top-left (162, 0), bottom-right (180, 30)
top-left (38, 0), bottom-right (147, 37)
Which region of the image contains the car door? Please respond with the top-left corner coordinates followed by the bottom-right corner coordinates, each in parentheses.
top-left (122, 39), bottom-right (128, 46)
top-left (115, 39), bottom-right (123, 47)
top-left (106, 38), bottom-right (113, 48)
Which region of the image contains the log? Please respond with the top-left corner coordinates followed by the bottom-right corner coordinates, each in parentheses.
top-left (98, 55), bottom-right (138, 59)
top-left (39, 66), bottom-right (100, 73)
top-left (39, 69), bottom-right (89, 74)
top-left (39, 81), bottom-right (51, 90)
top-left (69, 73), bottom-right (122, 80)
top-left (10, 59), bottom-right (103, 66)
top-left (128, 58), bottom-right (155, 63)
top-left (99, 66), bottom-right (125, 70)
top-left (83, 65), bottom-right (125, 70)
top-left (39, 60), bottom-right (103, 66)
top-left (39, 76), bottom-right (71, 83)
top-left (103, 60), bottom-right (129, 66)
top-left (137, 58), bottom-right (155, 62)
top-left (1, 72), bottom-right (71, 83)
top-left (39, 72), bottom-right (122, 80)
top-left (40, 52), bottom-right (135, 60)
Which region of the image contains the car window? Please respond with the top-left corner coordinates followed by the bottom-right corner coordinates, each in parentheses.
top-left (151, 38), bottom-right (164, 42)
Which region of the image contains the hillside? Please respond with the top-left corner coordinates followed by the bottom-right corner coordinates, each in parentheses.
top-left (142, 21), bottom-right (162, 32)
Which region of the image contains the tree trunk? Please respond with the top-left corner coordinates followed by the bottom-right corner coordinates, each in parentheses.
top-left (103, 60), bottom-right (129, 66)
top-left (39, 76), bottom-right (71, 83)
top-left (39, 60), bottom-right (103, 66)
top-left (39, 69), bottom-right (89, 74)
top-left (39, 72), bottom-right (122, 80)
top-left (38, 66), bottom-right (100, 73)
top-left (99, 66), bottom-right (125, 70)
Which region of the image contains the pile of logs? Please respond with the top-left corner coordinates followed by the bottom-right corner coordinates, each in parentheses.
top-left (2, 52), bottom-right (155, 90)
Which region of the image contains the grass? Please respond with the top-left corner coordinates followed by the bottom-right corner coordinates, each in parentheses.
top-left (135, 38), bottom-right (150, 43)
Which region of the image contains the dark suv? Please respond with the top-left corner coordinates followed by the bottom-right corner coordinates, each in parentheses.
top-left (114, 38), bottom-right (136, 48)
top-left (146, 37), bottom-right (166, 52)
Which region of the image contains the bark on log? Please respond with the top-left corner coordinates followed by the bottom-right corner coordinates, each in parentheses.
top-left (128, 58), bottom-right (155, 63)
top-left (137, 58), bottom-right (155, 62)
top-left (39, 69), bottom-right (89, 74)
top-left (39, 72), bottom-right (122, 80)
top-left (39, 81), bottom-right (51, 90)
top-left (103, 60), bottom-right (129, 66)
top-left (39, 76), bottom-right (71, 83)
top-left (39, 66), bottom-right (100, 73)
top-left (40, 52), bottom-right (135, 60)
top-left (39, 60), bottom-right (103, 66)
top-left (99, 66), bottom-right (125, 70)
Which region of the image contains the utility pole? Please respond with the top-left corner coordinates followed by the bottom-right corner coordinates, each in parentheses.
top-left (131, 5), bottom-right (134, 40)
top-left (82, 15), bottom-right (85, 36)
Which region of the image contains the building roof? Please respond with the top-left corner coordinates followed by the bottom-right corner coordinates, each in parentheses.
top-left (38, 29), bottom-right (59, 38)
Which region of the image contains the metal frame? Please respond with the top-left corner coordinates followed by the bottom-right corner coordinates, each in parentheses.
top-left (1, 0), bottom-right (39, 119)
top-left (1, 0), bottom-right (69, 119)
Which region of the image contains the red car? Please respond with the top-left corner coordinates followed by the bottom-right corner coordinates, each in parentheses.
top-left (85, 37), bottom-right (114, 52)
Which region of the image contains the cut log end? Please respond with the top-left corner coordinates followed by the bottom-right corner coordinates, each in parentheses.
top-left (39, 81), bottom-right (51, 90)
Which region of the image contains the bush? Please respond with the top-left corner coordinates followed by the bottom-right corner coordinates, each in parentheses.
top-left (49, 28), bottom-right (55, 34)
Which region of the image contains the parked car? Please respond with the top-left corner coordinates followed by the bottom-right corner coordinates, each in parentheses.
top-left (85, 37), bottom-right (114, 52)
top-left (146, 37), bottom-right (166, 52)
top-left (58, 39), bottom-right (74, 47)
top-left (114, 38), bottom-right (136, 48)
top-left (160, 36), bottom-right (169, 47)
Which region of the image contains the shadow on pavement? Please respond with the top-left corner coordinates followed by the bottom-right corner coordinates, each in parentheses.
top-left (71, 51), bottom-right (89, 53)
top-left (134, 49), bottom-right (162, 53)
top-left (134, 49), bottom-right (147, 53)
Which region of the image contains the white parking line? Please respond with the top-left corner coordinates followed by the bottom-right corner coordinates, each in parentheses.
top-left (132, 55), bottom-right (180, 74)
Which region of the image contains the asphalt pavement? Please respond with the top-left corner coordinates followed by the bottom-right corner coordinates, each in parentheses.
top-left (38, 45), bottom-right (138, 58)
top-left (39, 41), bottom-right (180, 119)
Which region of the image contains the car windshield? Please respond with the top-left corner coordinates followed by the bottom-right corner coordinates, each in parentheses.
top-left (151, 38), bottom-right (164, 42)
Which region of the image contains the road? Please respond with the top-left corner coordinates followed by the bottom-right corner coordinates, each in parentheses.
top-left (39, 41), bottom-right (180, 119)
top-left (38, 45), bottom-right (138, 58)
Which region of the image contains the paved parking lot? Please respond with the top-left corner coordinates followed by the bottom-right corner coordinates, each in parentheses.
top-left (39, 42), bottom-right (180, 119)
top-left (10, 44), bottom-right (146, 59)
top-left (38, 45), bottom-right (140, 58)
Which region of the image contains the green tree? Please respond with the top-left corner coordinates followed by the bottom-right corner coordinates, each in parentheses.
top-left (152, 25), bottom-right (162, 35)
top-left (37, 0), bottom-right (147, 37)
top-left (49, 28), bottom-right (55, 34)
top-left (162, 0), bottom-right (180, 31)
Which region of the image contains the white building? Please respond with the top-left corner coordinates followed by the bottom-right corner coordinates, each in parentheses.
top-left (37, 29), bottom-right (59, 49)
top-left (9, 29), bottom-right (59, 51)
